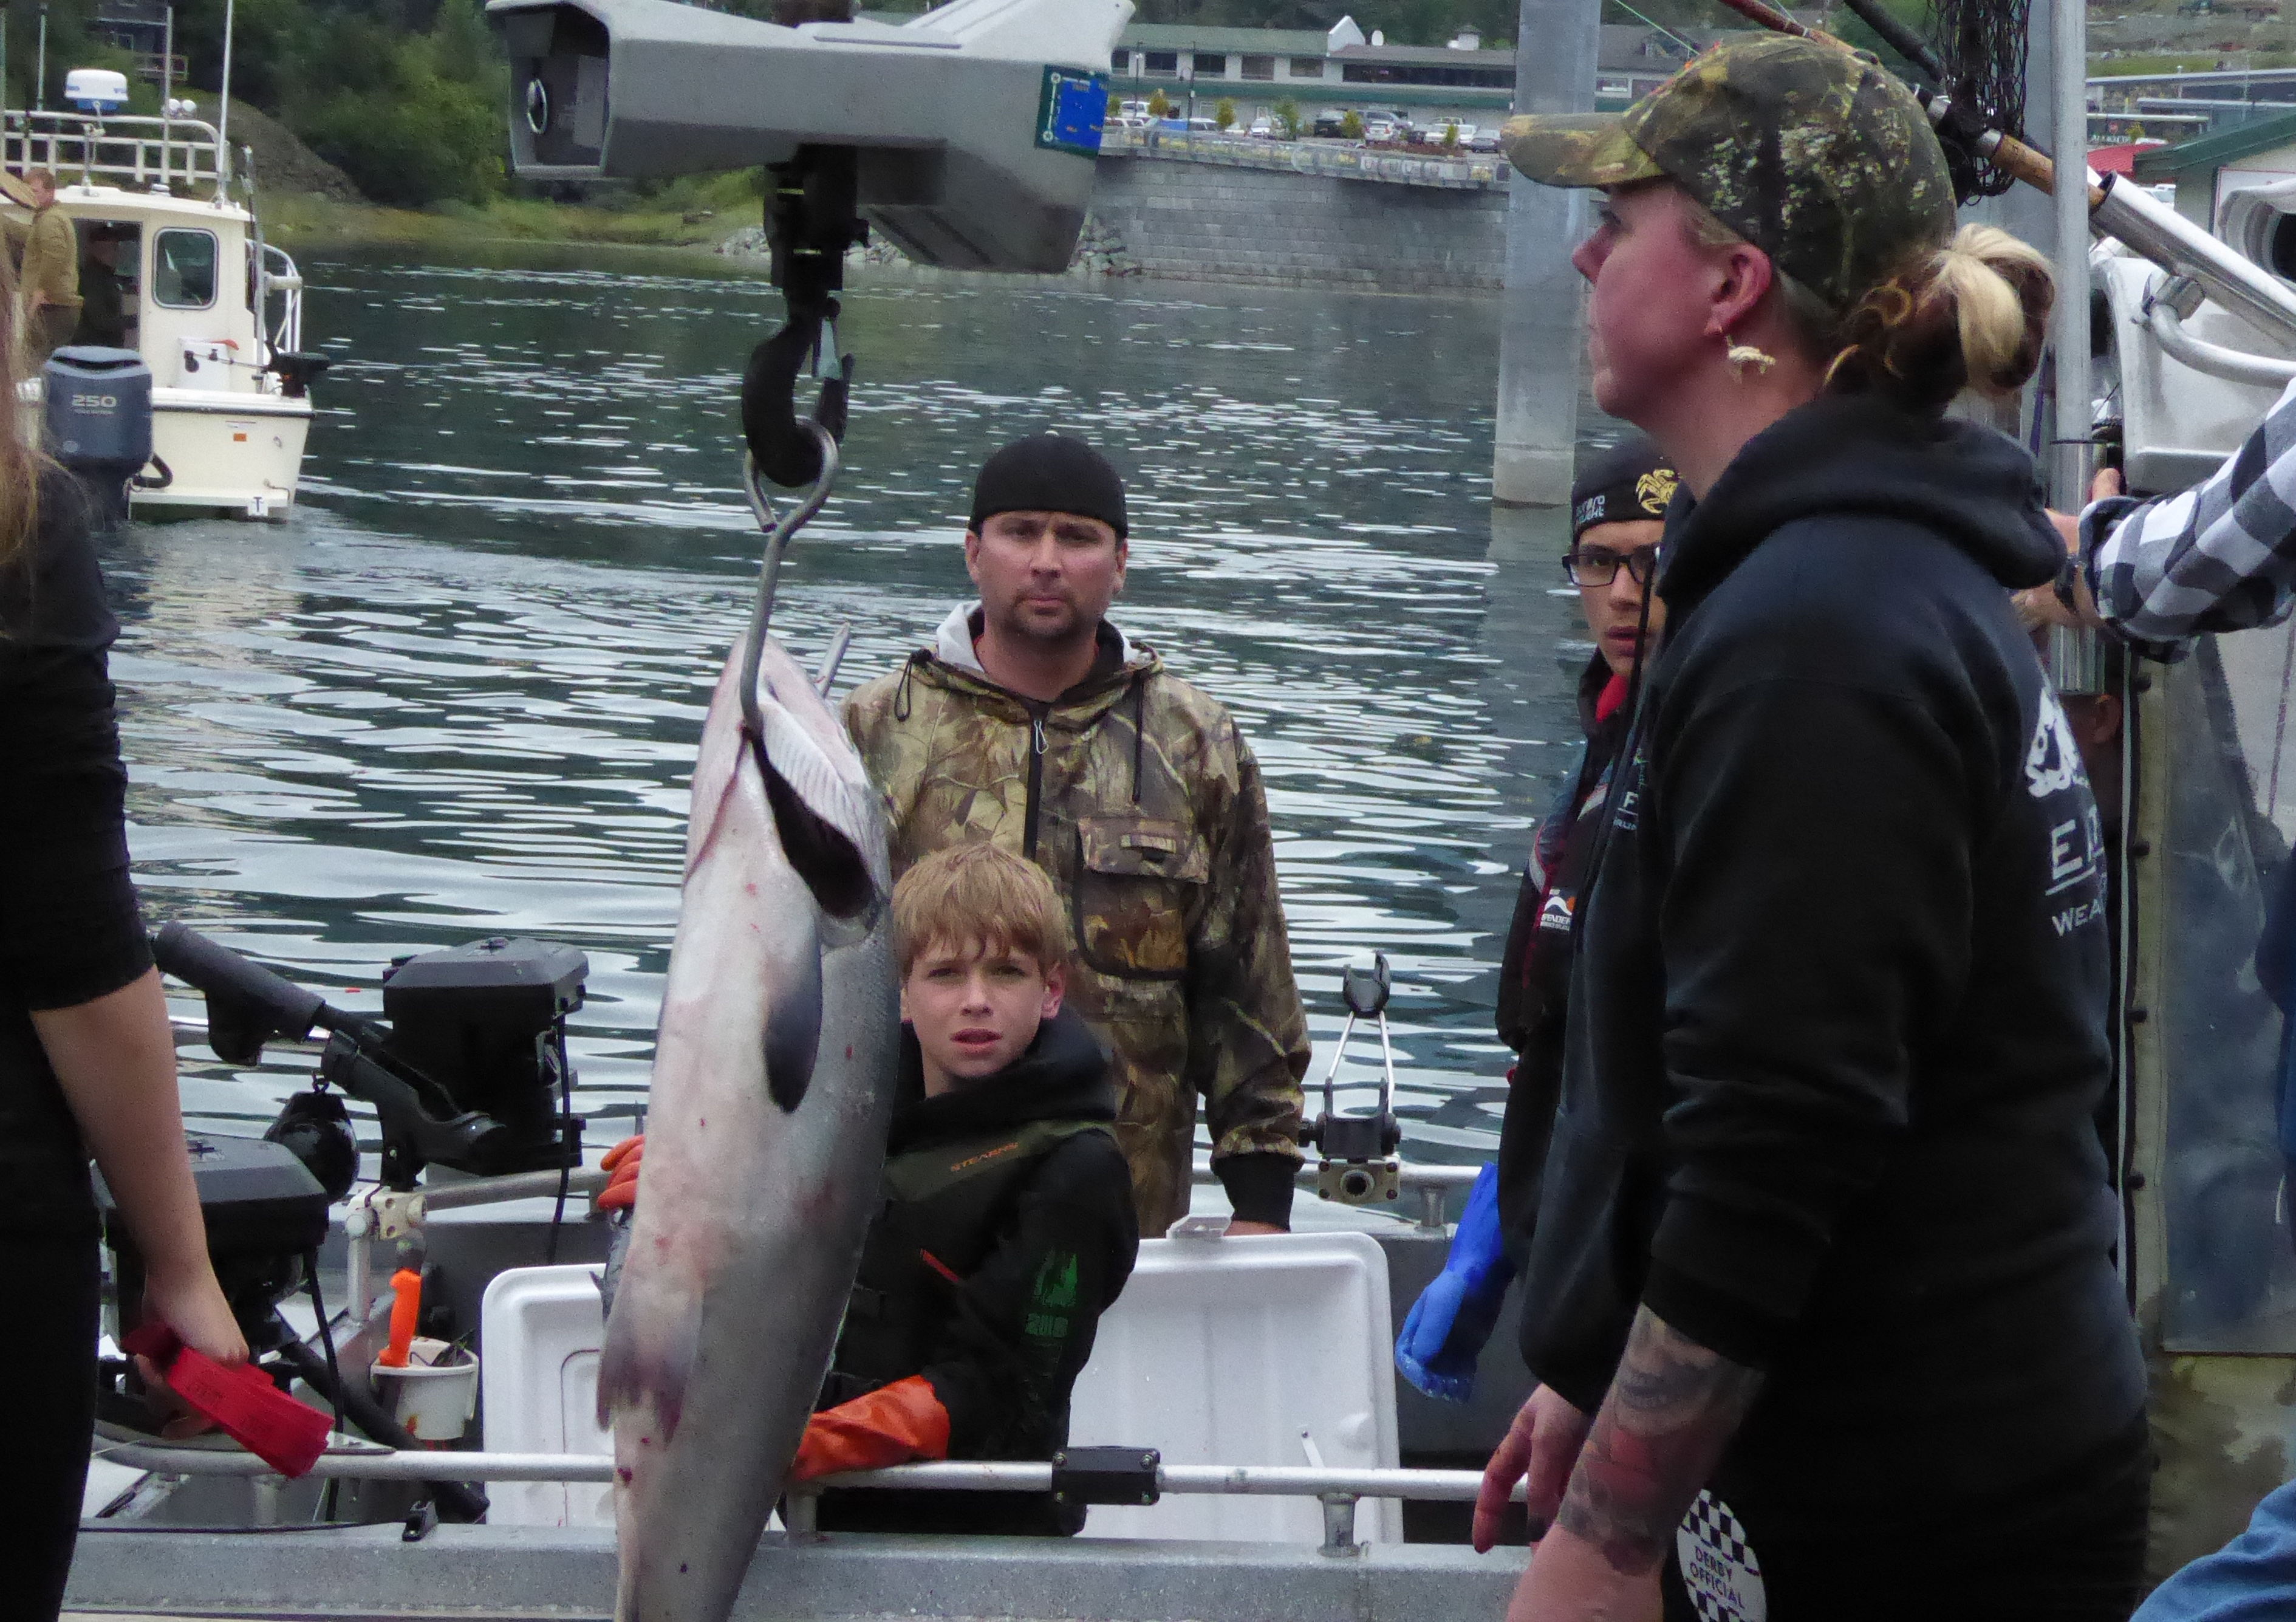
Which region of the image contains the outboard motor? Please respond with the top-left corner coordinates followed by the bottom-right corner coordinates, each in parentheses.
top-left (44, 345), bottom-right (152, 527)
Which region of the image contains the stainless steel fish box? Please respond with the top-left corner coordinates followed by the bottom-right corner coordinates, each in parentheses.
top-left (380, 938), bottom-right (587, 1163)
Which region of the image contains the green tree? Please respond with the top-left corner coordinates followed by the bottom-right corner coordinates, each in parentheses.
top-left (289, 0), bottom-right (506, 206)
top-left (1441, 120), bottom-right (1459, 148)
top-left (1273, 96), bottom-right (1302, 137)
top-left (1341, 109), bottom-right (1364, 140)
top-left (1147, 87), bottom-right (1174, 118)
top-left (1215, 97), bottom-right (1237, 129)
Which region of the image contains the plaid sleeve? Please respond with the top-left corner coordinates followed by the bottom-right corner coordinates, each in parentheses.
top-left (2081, 375), bottom-right (2296, 662)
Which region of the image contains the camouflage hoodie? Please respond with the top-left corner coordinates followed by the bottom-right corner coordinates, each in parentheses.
top-left (842, 605), bottom-right (1308, 1236)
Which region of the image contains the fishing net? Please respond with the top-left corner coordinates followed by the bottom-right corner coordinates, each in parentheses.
top-left (1927, 0), bottom-right (2029, 199)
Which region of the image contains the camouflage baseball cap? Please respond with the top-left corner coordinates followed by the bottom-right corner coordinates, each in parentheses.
top-left (1502, 35), bottom-right (1956, 311)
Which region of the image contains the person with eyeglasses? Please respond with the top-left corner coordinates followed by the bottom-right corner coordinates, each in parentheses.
top-left (1392, 437), bottom-right (1676, 1408)
top-left (1491, 437), bottom-right (1676, 1240)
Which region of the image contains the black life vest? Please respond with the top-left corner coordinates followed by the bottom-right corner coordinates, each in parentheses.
top-left (823, 1115), bottom-right (1116, 1406)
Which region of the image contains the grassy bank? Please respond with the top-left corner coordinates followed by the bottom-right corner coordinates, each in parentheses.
top-left (264, 171), bottom-right (760, 253)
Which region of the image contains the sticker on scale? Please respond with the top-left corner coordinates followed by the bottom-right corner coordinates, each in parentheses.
top-left (228, 422), bottom-right (253, 444)
top-left (1035, 66), bottom-right (1109, 158)
top-left (1676, 1490), bottom-right (1766, 1622)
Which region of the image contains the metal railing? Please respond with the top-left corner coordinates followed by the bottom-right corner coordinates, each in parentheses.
top-left (95, 1443), bottom-right (1526, 1555)
top-left (1099, 125), bottom-right (1508, 191)
top-left (259, 236), bottom-right (302, 359)
top-left (2, 107), bottom-right (224, 196)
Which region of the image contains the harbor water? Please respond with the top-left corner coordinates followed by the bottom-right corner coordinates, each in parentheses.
top-left (106, 245), bottom-right (1613, 1168)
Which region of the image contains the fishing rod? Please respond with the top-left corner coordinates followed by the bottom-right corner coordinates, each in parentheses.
top-left (1704, 0), bottom-right (2296, 343)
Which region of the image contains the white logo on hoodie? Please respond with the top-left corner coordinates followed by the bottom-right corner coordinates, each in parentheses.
top-left (2026, 688), bottom-right (2082, 800)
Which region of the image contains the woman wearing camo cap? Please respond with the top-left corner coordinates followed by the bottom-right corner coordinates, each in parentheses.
top-left (1469, 33), bottom-right (2147, 1622)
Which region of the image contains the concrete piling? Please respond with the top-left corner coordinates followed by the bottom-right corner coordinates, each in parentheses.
top-left (1491, 0), bottom-right (1599, 507)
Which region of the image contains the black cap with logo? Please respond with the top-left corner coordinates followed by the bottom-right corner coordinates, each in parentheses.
top-left (1571, 437), bottom-right (1679, 544)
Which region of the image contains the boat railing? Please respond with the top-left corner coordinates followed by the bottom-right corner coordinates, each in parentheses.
top-left (2, 107), bottom-right (225, 196)
top-left (258, 240), bottom-right (302, 360)
top-left (92, 1442), bottom-right (1523, 1554)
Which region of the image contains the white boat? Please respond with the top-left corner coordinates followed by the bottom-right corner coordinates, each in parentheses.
top-left (5, 103), bottom-right (317, 521)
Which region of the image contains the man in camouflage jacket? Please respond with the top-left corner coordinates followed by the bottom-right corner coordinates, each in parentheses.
top-left (842, 434), bottom-right (1309, 1237)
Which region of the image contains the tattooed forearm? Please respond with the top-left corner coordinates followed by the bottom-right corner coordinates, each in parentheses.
top-left (1553, 1307), bottom-right (1764, 1576)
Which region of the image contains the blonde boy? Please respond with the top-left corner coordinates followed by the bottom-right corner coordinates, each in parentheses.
top-left (597, 846), bottom-right (1139, 1536)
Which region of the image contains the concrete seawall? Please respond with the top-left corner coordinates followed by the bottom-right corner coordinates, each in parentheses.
top-left (1086, 151), bottom-right (1506, 293)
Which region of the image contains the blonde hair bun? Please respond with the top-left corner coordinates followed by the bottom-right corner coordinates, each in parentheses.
top-left (1829, 224), bottom-right (2055, 410)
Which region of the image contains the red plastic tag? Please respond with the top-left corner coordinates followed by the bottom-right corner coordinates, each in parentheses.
top-left (121, 1323), bottom-right (330, 1478)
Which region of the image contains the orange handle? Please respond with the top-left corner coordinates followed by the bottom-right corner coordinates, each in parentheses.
top-left (377, 1268), bottom-right (421, 1369)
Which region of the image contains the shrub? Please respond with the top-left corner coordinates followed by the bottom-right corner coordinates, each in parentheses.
top-left (1341, 109), bottom-right (1364, 139)
top-left (1147, 87), bottom-right (1173, 118)
top-left (289, 2), bottom-right (506, 207)
top-left (1274, 97), bottom-right (1302, 137)
top-left (1215, 98), bottom-right (1236, 130)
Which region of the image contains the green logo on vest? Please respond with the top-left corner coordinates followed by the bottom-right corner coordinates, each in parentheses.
top-left (1025, 1251), bottom-right (1080, 1342)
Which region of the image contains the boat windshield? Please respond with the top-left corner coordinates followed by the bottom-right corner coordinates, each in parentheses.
top-left (153, 226), bottom-right (217, 308)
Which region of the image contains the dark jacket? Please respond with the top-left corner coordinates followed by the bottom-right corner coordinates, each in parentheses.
top-left (818, 1005), bottom-right (1139, 1536)
top-left (1, 473), bottom-right (142, 1241)
top-left (1494, 654), bottom-right (1629, 1265)
top-left (1517, 396), bottom-right (2146, 1533)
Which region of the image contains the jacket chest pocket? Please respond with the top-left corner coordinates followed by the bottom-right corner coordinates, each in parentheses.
top-left (1073, 815), bottom-right (1208, 982)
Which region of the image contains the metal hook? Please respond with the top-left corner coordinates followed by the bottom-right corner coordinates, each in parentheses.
top-left (737, 422), bottom-right (841, 750)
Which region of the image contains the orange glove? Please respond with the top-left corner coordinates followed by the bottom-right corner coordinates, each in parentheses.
top-left (596, 1134), bottom-right (644, 1213)
top-left (788, 1374), bottom-right (951, 1483)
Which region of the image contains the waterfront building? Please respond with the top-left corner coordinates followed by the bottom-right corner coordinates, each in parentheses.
top-left (1101, 19), bottom-right (1754, 131)
top-left (2131, 106), bottom-right (2296, 227)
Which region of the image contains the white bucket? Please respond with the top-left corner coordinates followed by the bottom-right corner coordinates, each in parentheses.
top-left (371, 1337), bottom-right (479, 1442)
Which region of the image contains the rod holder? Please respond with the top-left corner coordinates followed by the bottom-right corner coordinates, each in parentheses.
top-left (1318, 1492), bottom-right (1361, 1557)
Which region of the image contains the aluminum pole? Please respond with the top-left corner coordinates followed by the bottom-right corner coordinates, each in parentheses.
top-left (33, 3), bottom-right (44, 112)
top-left (160, 4), bottom-right (172, 188)
top-left (93, 1443), bottom-right (1537, 1503)
top-left (216, 0), bottom-right (232, 183)
top-left (2050, 0), bottom-right (2090, 508)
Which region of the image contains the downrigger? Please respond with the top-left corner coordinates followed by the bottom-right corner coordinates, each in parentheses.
top-left (1303, 953), bottom-right (1404, 1206)
top-left (100, 926), bottom-right (588, 1517)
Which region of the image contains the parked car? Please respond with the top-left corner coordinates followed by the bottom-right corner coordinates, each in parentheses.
top-left (1312, 109), bottom-right (1348, 138)
top-left (1248, 115), bottom-right (1276, 137)
top-left (1467, 127), bottom-right (1501, 152)
top-left (1364, 117), bottom-right (1400, 143)
top-left (1187, 115), bottom-right (1219, 132)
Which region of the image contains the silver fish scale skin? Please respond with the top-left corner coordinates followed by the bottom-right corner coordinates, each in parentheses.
top-left (605, 636), bottom-right (898, 1622)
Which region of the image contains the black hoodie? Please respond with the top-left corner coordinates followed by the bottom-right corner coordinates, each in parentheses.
top-left (818, 1006), bottom-right (1139, 1536)
top-left (1517, 396), bottom-right (2147, 1531)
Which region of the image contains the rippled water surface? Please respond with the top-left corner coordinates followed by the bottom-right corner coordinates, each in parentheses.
top-left (108, 245), bottom-right (1610, 1166)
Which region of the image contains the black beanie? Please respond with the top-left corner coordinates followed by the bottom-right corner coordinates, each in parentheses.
top-left (1570, 436), bottom-right (1679, 544)
top-left (969, 434), bottom-right (1129, 539)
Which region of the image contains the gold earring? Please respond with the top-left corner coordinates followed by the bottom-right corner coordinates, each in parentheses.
top-left (1726, 340), bottom-right (1777, 380)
